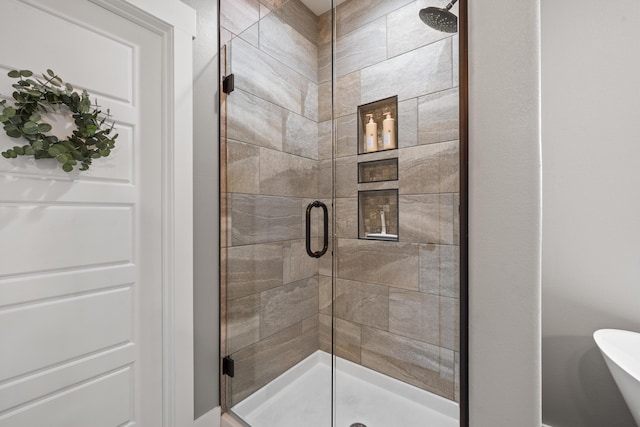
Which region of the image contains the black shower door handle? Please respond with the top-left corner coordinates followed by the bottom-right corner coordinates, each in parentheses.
top-left (306, 201), bottom-right (328, 258)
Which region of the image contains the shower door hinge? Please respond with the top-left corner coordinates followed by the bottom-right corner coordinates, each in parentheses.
top-left (223, 74), bottom-right (235, 94)
top-left (223, 355), bottom-right (235, 377)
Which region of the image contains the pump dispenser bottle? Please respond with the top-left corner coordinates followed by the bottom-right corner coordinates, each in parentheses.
top-left (365, 114), bottom-right (378, 153)
top-left (382, 112), bottom-right (396, 149)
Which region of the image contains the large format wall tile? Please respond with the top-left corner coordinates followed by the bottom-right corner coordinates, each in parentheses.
top-left (336, 115), bottom-right (358, 158)
top-left (283, 239), bottom-right (319, 284)
top-left (335, 17), bottom-right (387, 78)
top-left (319, 314), bottom-right (362, 363)
top-left (452, 34), bottom-right (459, 87)
top-left (260, 277), bottom-right (319, 338)
top-left (260, 13), bottom-right (318, 82)
top-left (399, 98), bottom-right (418, 148)
top-left (337, 239), bottom-right (419, 289)
top-left (318, 41), bottom-right (332, 84)
top-left (273, 0), bottom-right (318, 45)
top-left (221, 0), bottom-right (260, 36)
top-left (438, 140), bottom-right (459, 193)
top-left (239, 21), bottom-right (259, 48)
top-left (334, 278), bottom-right (389, 330)
top-left (317, 159), bottom-right (332, 199)
top-left (419, 244), bottom-right (460, 297)
top-left (335, 198), bottom-right (358, 238)
top-left (227, 140), bottom-right (260, 194)
top-left (335, 71), bottom-right (361, 118)
top-left (227, 294), bottom-right (260, 354)
top-left (360, 38), bottom-right (452, 103)
top-left (400, 141), bottom-right (459, 194)
top-left (361, 327), bottom-right (453, 397)
top-left (336, 0), bottom-right (413, 37)
top-left (232, 37), bottom-right (317, 120)
top-left (386, 1), bottom-right (452, 58)
top-left (389, 289), bottom-right (439, 345)
top-left (453, 193), bottom-right (460, 244)
top-left (284, 111), bottom-right (318, 160)
top-left (399, 143), bottom-right (440, 194)
top-left (318, 10), bottom-right (332, 45)
top-left (231, 322), bottom-right (310, 404)
top-left (227, 243), bottom-right (284, 300)
top-left (227, 89), bottom-right (284, 151)
top-left (260, 0), bottom-right (286, 13)
top-left (335, 156), bottom-right (358, 198)
top-left (259, 148), bottom-right (318, 198)
top-left (318, 81), bottom-right (332, 122)
top-left (318, 120), bottom-right (332, 160)
top-left (440, 296), bottom-right (459, 351)
top-left (418, 87), bottom-right (459, 145)
top-left (399, 194), bottom-right (454, 244)
top-left (319, 275), bottom-right (332, 315)
top-left (230, 193), bottom-right (302, 245)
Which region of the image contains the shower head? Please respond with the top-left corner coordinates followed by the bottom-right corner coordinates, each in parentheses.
top-left (419, 0), bottom-right (458, 33)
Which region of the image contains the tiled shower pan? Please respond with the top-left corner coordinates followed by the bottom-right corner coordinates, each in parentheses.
top-left (231, 351), bottom-right (458, 427)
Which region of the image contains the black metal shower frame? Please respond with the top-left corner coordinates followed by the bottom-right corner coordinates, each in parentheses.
top-left (216, 0), bottom-right (470, 425)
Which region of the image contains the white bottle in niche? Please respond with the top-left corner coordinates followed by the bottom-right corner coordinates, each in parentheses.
top-left (365, 113), bottom-right (378, 153)
top-left (382, 111), bottom-right (396, 149)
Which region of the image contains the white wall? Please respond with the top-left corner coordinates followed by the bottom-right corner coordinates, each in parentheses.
top-left (469, 0), bottom-right (542, 425)
top-left (181, 0), bottom-right (221, 419)
top-left (542, 1), bottom-right (640, 426)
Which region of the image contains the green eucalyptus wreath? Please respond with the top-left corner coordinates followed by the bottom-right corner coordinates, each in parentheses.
top-left (0, 69), bottom-right (118, 172)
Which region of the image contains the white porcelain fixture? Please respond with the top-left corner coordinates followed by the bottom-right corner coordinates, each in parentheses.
top-left (594, 329), bottom-right (640, 426)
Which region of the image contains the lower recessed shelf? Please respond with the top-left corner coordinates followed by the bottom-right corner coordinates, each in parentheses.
top-left (358, 189), bottom-right (399, 242)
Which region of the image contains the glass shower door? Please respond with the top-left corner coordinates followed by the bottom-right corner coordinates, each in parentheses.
top-left (219, 0), bottom-right (334, 424)
top-left (220, 0), bottom-right (463, 425)
top-left (330, 0), bottom-right (462, 426)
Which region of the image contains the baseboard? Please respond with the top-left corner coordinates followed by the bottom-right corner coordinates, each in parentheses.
top-left (194, 406), bottom-right (221, 427)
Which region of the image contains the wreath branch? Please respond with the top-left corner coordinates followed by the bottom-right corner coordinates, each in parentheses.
top-left (0, 69), bottom-right (118, 172)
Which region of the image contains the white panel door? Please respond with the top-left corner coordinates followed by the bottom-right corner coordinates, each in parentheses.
top-left (0, 0), bottom-right (164, 425)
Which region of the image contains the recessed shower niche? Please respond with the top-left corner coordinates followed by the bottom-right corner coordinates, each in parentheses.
top-left (357, 96), bottom-right (398, 155)
top-left (358, 189), bottom-right (399, 241)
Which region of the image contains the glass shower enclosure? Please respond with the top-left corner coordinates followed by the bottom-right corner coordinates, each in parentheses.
top-left (219, 0), bottom-right (464, 425)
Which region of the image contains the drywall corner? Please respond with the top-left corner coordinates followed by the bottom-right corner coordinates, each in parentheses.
top-left (468, 0), bottom-right (542, 425)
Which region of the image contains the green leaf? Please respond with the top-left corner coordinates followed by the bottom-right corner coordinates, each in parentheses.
top-left (7, 129), bottom-right (21, 138)
top-left (32, 141), bottom-right (43, 151)
top-left (26, 90), bottom-right (42, 97)
top-left (23, 126), bottom-right (39, 135)
top-left (56, 154), bottom-right (69, 164)
top-left (62, 163), bottom-right (73, 172)
top-left (23, 121), bottom-right (37, 130)
top-left (23, 146), bottom-right (34, 155)
top-left (1, 152), bottom-right (9, 158)
top-left (65, 83), bottom-right (73, 92)
top-left (48, 146), bottom-right (61, 156)
top-left (0, 115), bottom-right (6, 122)
top-left (37, 123), bottom-right (52, 133)
top-left (7, 70), bottom-right (20, 78)
top-left (3, 107), bottom-right (16, 118)
top-left (13, 146), bottom-right (24, 155)
top-left (47, 69), bottom-right (55, 77)
top-left (20, 70), bottom-right (33, 77)
top-left (29, 113), bottom-right (42, 122)
top-left (8, 150), bottom-right (17, 158)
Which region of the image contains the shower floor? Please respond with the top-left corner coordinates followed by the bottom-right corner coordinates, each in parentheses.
top-left (232, 351), bottom-right (458, 427)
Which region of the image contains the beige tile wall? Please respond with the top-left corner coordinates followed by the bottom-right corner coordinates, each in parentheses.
top-left (221, 0), bottom-right (321, 406)
top-left (221, 0), bottom-right (460, 407)
top-left (322, 0), bottom-right (460, 402)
